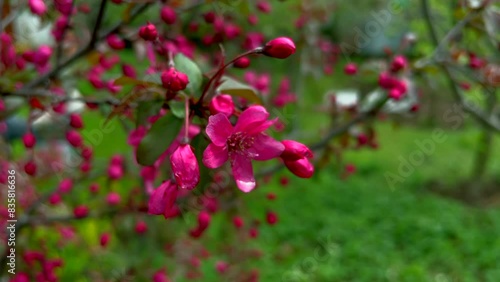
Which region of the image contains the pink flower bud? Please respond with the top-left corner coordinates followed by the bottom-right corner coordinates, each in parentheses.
top-left (233, 56), bottom-right (250, 68)
top-left (170, 144), bottom-right (200, 190)
top-left (190, 211), bottom-right (211, 238)
top-left (81, 146), bottom-right (93, 160)
top-left (215, 261), bottom-right (229, 274)
top-left (106, 192), bottom-right (121, 205)
top-left (256, 1), bottom-right (272, 13)
top-left (160, 6), bottom-right (177, 25)
top-left (66, 130), bottom-right (83, 147)
top-left (390, 55), bottom-right (407, 72)
top-left (58, 178), bottom-right (73, 193)
top-left (49, 193), bottom-right (61, 205)
top-left (266, 211), bottom-right (278, 225)
top-left (280, 140), bottom-right (313, 161)
top-left (80, 161), bottom-right (91, 173)
top-left (29, 0), bottom-right (47, 15)
top-left (54, 0), bottom-right (73, 15)
top-left (89, 183), bottom-right (100, 194)
top-left (345, 163), bottom-right (356, 174)
top-left (378, 72), bottom-right (397, 89)
top-left (22, 132), bottom-right (36, 148)
top-left (344, 63), bottom-right (358, 75)
top-left (122, 64), bottom-right (137, 78)
top-left (24, 161), bottom-right (37, 176)
top-left (209, 94), bottom-right (234, 117)
top-left (106, 34), bottom-right (125, 50)
top-left (203, 12), bottom-right (216, 23)
top-left (161, 67), bottom-right (189, 92)
top-left (69, 113), bottom-right (83, 129)
top-left (34, 45), bottom-right (52, 66)
top-left (357, 133), bottom-right (368, 146)
top-left (248, 14), bottom-right (258, 25)
top-left (135, 221), bottom-right (148, 234)
top-left (284, 157), bottom-right (314, 178)
top-left (148, 180), bottom-right (178, 218)
top-left (73, 205), bottom-right (89, 219)
top-left (233, 216), bottom-right (244, 229)
top-left (107, 164), bottom-right (124, 180)
top-left (249, 227), bottom-right (259, 238)
top-left (389, 88), bottom-right (404, 100)
top-left (262, 37), bottom-right (296, 59)
top-left (138, 23), bottom-right (158, 41)
top-left (100, 233), bottom-right (110, 247)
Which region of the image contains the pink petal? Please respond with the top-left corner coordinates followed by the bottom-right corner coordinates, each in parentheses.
top-left (248, 134), bottom-right (285, 160)
top-left (202, 143), bottom-right (228, 168)
top-left (246, 118), bottom-right (276, 135)
top-left (170, 145), bottom-right (200, 190)
top-left (234, 105), bottom-right (269, 133)
top-left (206, 114), bottom-right (233, 146)
top-left (148, 180), bottom-right (177, 215)
top-left (230, 154), bottom-right (255, 192)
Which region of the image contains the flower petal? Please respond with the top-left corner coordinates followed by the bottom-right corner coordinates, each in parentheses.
top-left (230, 154), bottom-right (255, 192)
top-left (206, 113), bottom-right (233, 146)
top-left (148, 180), bottom-right (177, 215)
top-left (202, 143), bottom-right (229, 168)
top-left (234, 105), bottom-right (269, 133)
top-left (170, 144), bottom-right (200, 190)
top-left (248, 134), bottom-right (285, 160)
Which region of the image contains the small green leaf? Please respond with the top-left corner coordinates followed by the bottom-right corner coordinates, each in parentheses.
top-left (174, 54), bottom-right (203, 97)
top-left (218, 76), bottom-right (262, 104)
top-left (136, 113), bottom-right (183, 166)
top-left (169, 100), bottom-right (185, 119)
top-left (136, 101), bottom-right (163, 127)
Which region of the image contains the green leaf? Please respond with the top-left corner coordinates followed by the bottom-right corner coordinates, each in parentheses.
top-left (169, 100), bottom-right (185, 119)
top-left (136, 113), bottom-right (183, 166)
top-left (218, 76), bottom-right (263, 104)
top-left (174, 53), bottom-right (203, 97)
top-left (136, 101), bottom-right (163, 127)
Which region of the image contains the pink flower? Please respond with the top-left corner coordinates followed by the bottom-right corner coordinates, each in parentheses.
top-left (58, 178), bottom-right (73, 193)
top-left (135, 221), bottom-right (148, 234)
top-left (24, 160), bottom-right (36, 176)
top-left (170, 144), bottom-right (200, 190)
top-left (73, 205), bottom-right (89, 218)
top-left (390, 55), bottom-right (407, 72)
top-left (215, 261), bottom-right (229, 274)
top-left (66, 130), bottom-right (83, 147)
top-left (148, 180), bottom-right (178, 218)
top-left (69, 113), bottom-right (83, 129)
top-left (266, 211), bottom-right (278, 225)
top-left (189, 211), bottom-right (211, 238)
top-left (100, 233), bottom-right (110, 247)
top-left (106, 34), bottom-right (125, 50)
top-left (233, 56), bottom-right (250, 68)
top-left (209, 94), bottom-right (234, 117)
top-left (202, 106), bottom-right (284, 192)
top-left (283, 157), bottom-right (314, 178)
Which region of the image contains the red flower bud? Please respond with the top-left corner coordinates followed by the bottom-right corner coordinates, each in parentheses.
top-left (58, 178), bottom-right (73, 193)
top-left (249, 228), bottom-right (259, 238)
top-left (69, 113), bottom-right (83, 129)
top-left (135, 221), bottom-right (148, 234)
top-left (232, 216), bottom-right (244, 229)
top-left (138, 23), bottom-right (158, 41)
top-left (170, 144), bottom-right (199, 190)
top-left (266, 211), bottom-right (278, 225)
top-left (284, 157), bottom-right (314, 178)
top-left (100, 233), bottom-right (110, 247)
top-left (106, 192), bottom-right (121, 205)
top-left (73, 205), bottom-right (89, 218)
top-left (233, 56), bottom-right (250, 68)
top-left (390, 55), bottom-right (407, 72)
top-left (160, 6), bottom-right (177, 25)
top-left (66, 130), bottom-right (83, 147)
top-left (106, 34), bottom-right (125, 50)
top-left (256, 1), bottom-right (272, 13)
top-left (216, 261), bottom-right (229, 274)
top-left (22, 132), bottom-right (36, 148)
top-left (89, 183), bottom-right (100, 194)
top-left (209, 94), bottom-right (234, 117)
top-left (24, 161), bottom-right (37, 176)
top-left (280, 140), bottom-right (313, 161)
top-left (29, 0), bottom-right (47, 16)
top-left (122, 64), bottom-right (137, 78)
top-left (262, 37), bottom-right (296, 59)
top-left (161, 67), bottom-right (189, 92)
top-left (344, 63), bottom-right (358, 75)
top-left (49, 193), bottom-right (61, 205)
top-left (203, 12), bottom-right (216, 23)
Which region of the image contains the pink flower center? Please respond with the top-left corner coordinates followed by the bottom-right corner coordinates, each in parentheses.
top-left (227, 132), bottom-right (255, 156)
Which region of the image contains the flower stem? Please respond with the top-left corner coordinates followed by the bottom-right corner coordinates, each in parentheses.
top-left (197, 48), bottom-right (262, 105)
